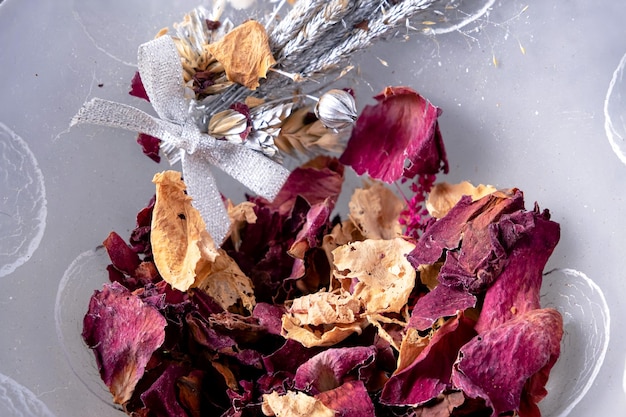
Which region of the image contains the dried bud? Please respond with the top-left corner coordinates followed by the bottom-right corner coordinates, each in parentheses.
top-left (208, 109), bottom-right (248, 141)
top-left (315, 89), bottom-right (357, 131)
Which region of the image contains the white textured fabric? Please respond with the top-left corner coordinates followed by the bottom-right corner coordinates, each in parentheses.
top-left (71, 35), bottom-right (290, 244)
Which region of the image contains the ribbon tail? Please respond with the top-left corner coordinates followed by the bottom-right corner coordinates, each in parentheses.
top-left (182, 152), bottom-right (231, 245)
top-left (71, 97), bottom-right (185, 164)
top-left (199, 141), bottom-right (290, 201)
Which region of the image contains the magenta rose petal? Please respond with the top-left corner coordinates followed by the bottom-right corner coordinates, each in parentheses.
top-left (407, 190), bottom-right (524, 268)
top-left (136, 133), bottom-right (161, 163)
top-left (315, 380), bottom-right (376, 417)
top-left (380, 314), bottom-right (476, 406)
top-left (475, 207), bottom-right (560, 333)
top-left (102, 231), bottom-right (141, 276)
top-left (129, 70), bottom-right (149, 101)
top-left (139, 363), bottom-right (190, 417)
top-left (294, 346), bottom-right (377, 394)
top-left (339, 86), bottom-right (448, 183)
top-left (408, 284), bottom-right (477, 331)
top-left (452, 308), bottom-right (563, 417)
top-left (82, 282), bottom-right (166, 404)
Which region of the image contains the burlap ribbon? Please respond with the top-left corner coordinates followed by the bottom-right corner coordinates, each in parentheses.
top-left (71, 35), bottom-right (290, 244)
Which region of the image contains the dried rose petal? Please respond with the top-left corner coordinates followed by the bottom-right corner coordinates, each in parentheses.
top-left (139, 363), bottom-right (189, 416)
top-left (194, 249), bottom-right (256, 313)
top-left (332, 238), bottom-right (417, 314)
top-left (294, 346), bottom-right (376, 393)
top-left (261, 390), bottom-right (335, 417)
top-left (206, 20), bottom-right (276, 90)
top-left (129, 71), bottom-right (149, 101)
top-left (452, 308), bottom-right (563, 417)
top-left (315, 380), bottom-right (375, 417)
top-left (380, 314), bottom-right (476, 406)
top-left (475, 207), bottom-right (560, 333)
top-left (348, 182), bottom-right (404, 240)
top-left (82, 282), bottom-right (166, 404)
top-left (409, 189), bottom-right (524, 267)
top-left (269, 156), bottom-right (344, 216)
top-left (408, 284), bottom-right (477, 331)
top-left (136, 133), bottom-right (161, 163)
top-left (426, 181), bottom-right (497, 219)
top-left (103, 231), bottom-right (141, 276)
top-left (151, 171), bottom-right (219, 291)
top-left (339, 86), bottom-right (448, 183)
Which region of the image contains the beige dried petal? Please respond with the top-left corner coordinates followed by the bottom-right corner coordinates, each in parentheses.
top-left (349, 182), bottom-right (404, 240)
top-left (418, 262), bottom-right (442, 291)
top-left (281, 314), bottom-right (366, 348)
top-left (332, 238), bottom-right (416, 314)
top-left (151, 171), bottom-right (218, 292)
top-left (206, 20), bottom-right (276, 90)
top-left (227, 200), bottom-right (257, 251)
top-left (426, 181), bottom-right (497, 219)
top-left (194, 249), bottom-right (256, 313)
top-left (261, 391), bottom-right (335, 417)
top-left (281, 290), bottom-right (366, 347)
top-left (396, 327), bottom-right (431, 373)
top-left (288, 291), bottom-right (361, 326)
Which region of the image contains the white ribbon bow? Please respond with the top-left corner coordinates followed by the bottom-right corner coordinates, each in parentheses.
top-left (71, 35), bottom-right (290, 244)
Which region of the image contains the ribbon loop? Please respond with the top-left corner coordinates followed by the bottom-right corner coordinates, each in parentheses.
top-left (71, 35), bottom-right (290, 244)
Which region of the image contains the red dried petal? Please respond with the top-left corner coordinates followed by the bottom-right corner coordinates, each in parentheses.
top-left (408, 285), bottom-right (477, 331)
top-left (380, 314), bottom-right (476, 406)
top-left (140, 363), bottom-right (189, 417)
top-left (315, 380), bottom-right (375, 417)
top-left (129, 71), bottom-right (149, 101)
top-left (136, 133), bottom-right (161, 163)
top-left (475, 207), bottom-right (560, 334)
top-left (452, 308), bottom-right (563, 417)
top-left (103, 231), bottom-right (141, 276)
top-left (294, 346), bottom-right (376, 394)
top-left (82, 282), bottom-right (166, 404)
top-left (339, 86), bottom-right (448, 183)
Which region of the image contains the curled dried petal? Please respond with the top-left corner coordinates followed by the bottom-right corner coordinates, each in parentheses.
top-left (206, 20), bottom-right (276, 90)
top-left (261, 390), bottom-right (335, 417)
top-left (332, 238), bottom-right (417, 314)
top-left (348, 182), bottom-right (404, 240)
top-left (426, 181), bottom-right (497, 219)
top-left (151, 171), bottom-right (218, 291)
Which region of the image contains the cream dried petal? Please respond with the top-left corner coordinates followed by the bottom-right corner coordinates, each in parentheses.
top-left (194, 249), bottom-right (256, 313)
top-left (348, 182), bottom-right (404, 240)
top-left (288, 291), bottom-right (361, 326)
top-left (150, 171), bottom-right (218, 292)
top-left (227, 200), bottom-right (257, 251)
top-left (261, 391), bottom-right (335, 417)
top-left (281, 315), bottom-right (367, 348)
top-left (426, 181), bottom-right (497, 219)
top-left (206, 20), bottom-right (276, 90)
top-left (396, 327), bottom-right (431, 373)
top-left (418, 262), bottom-right (442, 291)
top-left (332, 238), bottom-right (416, 314)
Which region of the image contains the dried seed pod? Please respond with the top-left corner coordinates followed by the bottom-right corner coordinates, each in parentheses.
top-left (208, 109), bottom-right (248, 140)
top-left (315, 89), bottom-right (357, 130)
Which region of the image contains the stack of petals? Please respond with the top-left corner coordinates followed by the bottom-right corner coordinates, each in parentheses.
top-left (82, 83), bottom-right (563, 417)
